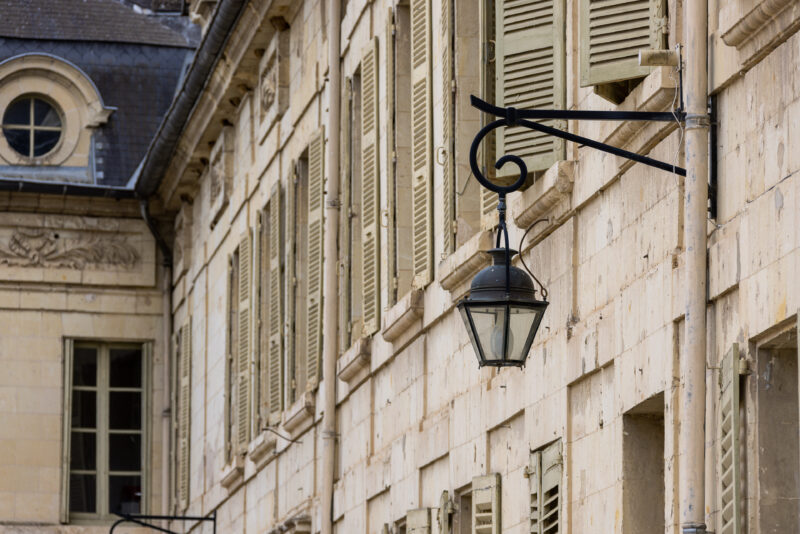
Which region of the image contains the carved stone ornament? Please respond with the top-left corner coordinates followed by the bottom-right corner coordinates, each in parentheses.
top-left (0, 227), bottom-right (139, 269)
top-left (208, 126), bottom-right (233, 229)
top-left (260, 59), bottom-right (277, 119)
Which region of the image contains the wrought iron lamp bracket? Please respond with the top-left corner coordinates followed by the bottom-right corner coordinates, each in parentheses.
top-left (110, 511), bottom-right (217, 534)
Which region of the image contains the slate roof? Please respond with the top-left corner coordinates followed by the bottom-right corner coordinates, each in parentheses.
top-left (0, 0), bottom-right (194, 48)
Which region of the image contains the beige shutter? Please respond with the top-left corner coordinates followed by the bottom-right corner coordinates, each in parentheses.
top-left (528, 450), bottom-right (542, 533)
top-left (580, 0), bottom-right (666, 86)
top-left (362, 37), bottom-right (381, 336)
top-left (237, 231), bottom-right (252, 450)
top-left (480, 0), bottom-right (499, 230)
top-left (268, 185), bottom-right (284, 422)
top-left (340, 77), bottom-right (353, 352)
top-left (472, 473), bottom-right (501, 534)
top-left (178, 320), bottom-right (192, 508)
top-left (255, 211), bottom-right (265, 426)
top-left (225, 254), bottom-right (234, 459)
top-left (408, 508), bottom-right (431, 534)
top-left (381, 524), bottom-right (391, 534)
top-left (718, 343), bottom-right (741, 534)
top-left (410, 0), bottom-right (433, 287)
top-left (438, 490), bottom-right (453, 534)
top-left (540, 440), bottom-right (562, 533)
top-left (496, 0), bottom-right (566, 177)
top-left (441, 0), bottom-right (455, 256)
top-left (386, 6), bottom-right (397, 304)
top-left (306, 129), bottom-right (325, 389)
top-left (286, 165), bottom-right (297, 403)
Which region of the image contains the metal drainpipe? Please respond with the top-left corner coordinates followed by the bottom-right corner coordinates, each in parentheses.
top-left (680, 0), bottom-right (709, 531)
top-left (139, 199), bottom-right (175, 520)
top-left (320, 0), bottom-right (341, 533)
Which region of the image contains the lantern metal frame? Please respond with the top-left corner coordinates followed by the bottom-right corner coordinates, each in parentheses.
top-left (460, 90), bottom-right (707, 367)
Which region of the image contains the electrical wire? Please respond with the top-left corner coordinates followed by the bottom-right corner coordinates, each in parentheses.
top-left (517, 218), bottom-right (550, 299)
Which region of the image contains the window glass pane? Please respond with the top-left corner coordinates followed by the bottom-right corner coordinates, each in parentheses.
top-left (109, 475), bottom-right (141, 515)
top-left (69, 474), bottom-right (96, 513)
top-left (109, 433), bottom-right (141, 471)
top-left (33, 129), bottom-right (59, 156)
top-left (73, 347), bottom-right (97, 386)
top-left (3, 128), bottom-right (29, 156)
top-left (2, 99), bottom-right (29, 125)
top-left (109, 348), bottom-right (142, 388)
top-left (70, 432), bottom-right (96, 470)
top-left (109, 391), bottom-right (141, 430)
top-left (33, 98), bottom-right (61, 127)
top-left (71, 390), bottom-right (96, 429)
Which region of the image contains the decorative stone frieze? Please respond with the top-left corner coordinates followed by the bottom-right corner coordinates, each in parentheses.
top-left (258, 30), bottom-right (290, 142)
top-left (0, 212), bottom-right (154, 286)
top-left (173, 204), bottom-right (193, 279)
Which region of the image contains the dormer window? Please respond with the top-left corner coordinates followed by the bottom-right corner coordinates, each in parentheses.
top-left (2, 95), bottom-right (63, 158)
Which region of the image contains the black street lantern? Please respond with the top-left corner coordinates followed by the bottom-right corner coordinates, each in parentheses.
top-left (458, 99), bottom-right (550, 368)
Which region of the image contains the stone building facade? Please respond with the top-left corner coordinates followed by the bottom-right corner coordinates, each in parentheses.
top-left (1, 0), bottom-right (799, 533)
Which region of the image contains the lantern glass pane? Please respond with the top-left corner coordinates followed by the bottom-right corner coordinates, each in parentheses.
top-left (469, 305), bottom-right (507, 361)
top-left (508, 305), bottom-right (543, 361)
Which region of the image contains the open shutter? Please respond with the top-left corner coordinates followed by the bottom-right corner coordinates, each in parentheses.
top-left (410, 0), bottom-right (433, 288)
top-left (362, 37), bottom-right (381, 336)
top-left (718, 343), bottom-right (741, 534)
top-left (580, 0), bottom-right (666, 86)
top-left (178, 320), bottom-right (192, 508)
top-left (256, 212), bottom-right (266, 427)
top-left (472, 474), bottom-right (501, 534)
top-left (386, 7), bottom-right (398, 304)
top-left (340, 77), bottom-right (353, 352)
top-left (286, 165), bottom-right (296, 402)
top-left (306, 129), bottom-right (325, 389)
top-left (408, 508), bottom-right (432, 534)
top-left (237, 231), bottom-right (252, 450)
top-left (441, 0), bottom-right (455, 256)
top-left (225, 255), bottom-right (234, 459)
top-left (267, 187), bottom-right (284, 423)
top-left (496, 0), bottom-right (566, 177)
top-left (527, 450), bottom-right (542, 533)
top-left (541, 440), bottom-right (562, 533)
top-left (60, 338), bottom-right (74, 523)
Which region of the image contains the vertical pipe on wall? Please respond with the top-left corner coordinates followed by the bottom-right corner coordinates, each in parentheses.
top-left (680, 0), bottom-right (710, 531)
top-left (321, 0), bottom-right (342, 533)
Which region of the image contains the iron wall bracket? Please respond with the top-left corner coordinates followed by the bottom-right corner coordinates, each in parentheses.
top-left (110, 511), bottom-right (216, 534)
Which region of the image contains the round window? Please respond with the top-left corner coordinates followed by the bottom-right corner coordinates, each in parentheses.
top-left (2, 95), bottom-right (63, 158)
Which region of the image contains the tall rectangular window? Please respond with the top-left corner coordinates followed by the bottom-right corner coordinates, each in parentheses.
top-left (65, 342), bottom-right (146, 520)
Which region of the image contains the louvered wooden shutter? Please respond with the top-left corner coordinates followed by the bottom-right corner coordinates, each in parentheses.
top-left (268, 185), bottom-right (283, 422)
top-left (718, 343), bottom-right (741, 534)
top-left (540, 441), bottom-right (562, 533)
top-left (408, 508), bottom-right (431, 534)
top-left (496, 0), bottom-right (566, 177)
top-left (255, 212), bottom-right (265, 426)
top-left (472, 474), bottom-right (501, 534)
top-left (225, 254), bottom-right (234, 459)
top-left (438, 490), bottom-right (452, 534)
top-left (178, 320), bottom-right (191, 508)
top-left (480, 0), bottom-right (499, 230)
top-left (286, 165), bottom-right (297, 402)
top-left (362, 37), bottom-right (381, 336)
top-left (580, 0), bottom-right (666, 86)
top-left (306, 129), bottom-right (325, 389)
top-left (236, 231), bottom-right (252, 450)
top-left (340, 77), bottom-right (353, 352)
top-left (528, 450), bottom-right (542, 533)
top-left (441, 0), bottom-right (455, 256)
top-left (386, 7), bottom-right (398, 304)
top-left (410, 0), bottom-right (433, 288)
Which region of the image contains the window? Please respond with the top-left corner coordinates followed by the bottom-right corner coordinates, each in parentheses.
top-left (63, 342), bottom-right (147, 521)
top-left (452, 485), bottom-right (472, 534)
top-left (579, 0), bottom-right (667, 103)
top-left (2, 95), bottom-right (63, 158)
top-left (622, 395), bottom-right (664, 534)
top-left (287, 131), bottom-right (325, 402)
top-left (256, 191), bottom-right (284, 427)
top-left (226, 233), bottom-right (252, 462)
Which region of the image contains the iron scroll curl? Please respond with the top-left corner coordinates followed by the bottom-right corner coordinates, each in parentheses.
top-left (468, 118), bottom-right (528, 195)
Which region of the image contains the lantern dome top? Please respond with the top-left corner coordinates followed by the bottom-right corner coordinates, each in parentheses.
top-left (470, 248), bottom-right (537, 300)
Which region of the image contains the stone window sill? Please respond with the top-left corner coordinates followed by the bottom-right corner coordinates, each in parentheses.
top-left (438, 229), bottom-right (494, 299)
top-left (381, 288), bottom-right (424, 343)
top-left (511, 160), bottom-right (575, 232)
top-left (248, 430), bottom-right (278, 466)
top-left (283, 391), bottom-right (315, 436)
top-left (337, 336), bottom-right (371, 388)
top-left (720, 0), bottom-right (799, 68)
top-left (220, 455), bottom-right (244, 491)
